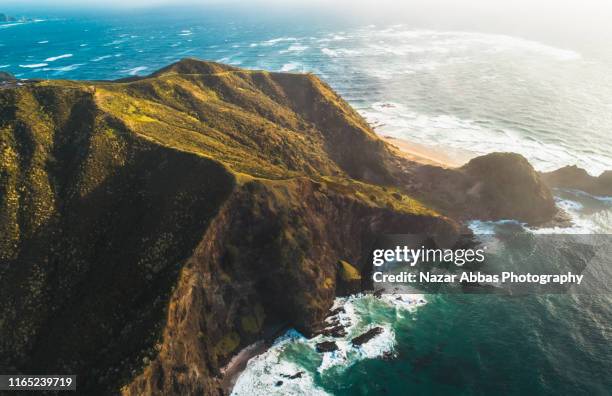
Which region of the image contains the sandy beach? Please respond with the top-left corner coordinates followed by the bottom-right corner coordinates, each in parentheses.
top-left (381, 135), bottom-right (472, 168)
top-left (220, 324), bottom-right (288, 393)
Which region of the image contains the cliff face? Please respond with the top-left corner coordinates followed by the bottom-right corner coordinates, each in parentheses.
top-left (406, 152), bottom-right (558, 225)
top-left (541, 165), bottom-right (612, 196)
top-left (0, 59), bottom-right (558, 395)
top-left (123, 178), bottom-right (454, 395)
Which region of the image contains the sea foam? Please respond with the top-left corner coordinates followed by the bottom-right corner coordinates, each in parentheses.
top-left (280, 62), bottom-right (301, 72)
top-left (232, 293), bottom-right (427, 394)
top-left (123, 66), bottom-right (148, 76)
top-left (19, 63), bottom-right (48, 68)
top-left (44, 54), bottom-right (72, 62)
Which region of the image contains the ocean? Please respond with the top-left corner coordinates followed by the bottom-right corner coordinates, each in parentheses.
top-left (1, 5), bottom-right (611, 395)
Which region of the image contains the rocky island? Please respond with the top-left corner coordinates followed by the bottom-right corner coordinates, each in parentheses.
top-left (0, 59), bottom-right (597, 395)
top-left (0, 13), bottom-right (31, 23)
top-left (0, 13), bottom-right (16, 22)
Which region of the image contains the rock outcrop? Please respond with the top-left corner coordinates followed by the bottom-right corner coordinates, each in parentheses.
top-left (0, 13), bottom-right (17, 22)
top-left (0, 58), bottom-right (562, 395)
top-left (316, 341), bottom-right (339, 353)
top-left (409, 152), bottom-right (558, 225)
top-left (541, 165), bottom-right (612, 196)
top-left (0, 71), bottom-right (15, 81)
top-left (351, 327), bottom-right (384, 346)
top-left (335, 260), bottom-right (362, 296)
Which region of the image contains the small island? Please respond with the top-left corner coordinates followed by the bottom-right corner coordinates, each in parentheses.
top-left (0, 13), bottom-right (33, 23)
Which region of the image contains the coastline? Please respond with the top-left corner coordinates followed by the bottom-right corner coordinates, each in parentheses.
top-left (221, 136), bottom-right (478, 394)
top-left (221, 324), bottom-right (289, 393)
top-left (381, 135), bottom-right (472, 168)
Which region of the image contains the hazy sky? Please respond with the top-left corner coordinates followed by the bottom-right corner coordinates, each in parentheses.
top-left (7, 0), bottom-right (612, 11)
top-left (5, 0), bottom-right (612, 44)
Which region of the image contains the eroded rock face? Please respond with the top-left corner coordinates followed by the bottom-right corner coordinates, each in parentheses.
top-left (541, 165), bottom-right (612, 196)
top-left (461, 153), bottom-right (557, 224)
top-left (351, 327), bottom-right (384, 346)
top-left (316, 341), bottom-right (339, 353)
top-left (0, 71), bottom-right (15, 81)
top-left (336, 260), bottom-right (362, 296)
top-left (122, 178), bottom-right (457, 396)
top-left (410, 152), bottom-right (558, 225)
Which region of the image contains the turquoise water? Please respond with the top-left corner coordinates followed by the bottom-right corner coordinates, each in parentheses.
top-left (2, 6), bottom-right (611, 395)
top-left (329, 294), bottom-right (611, 395)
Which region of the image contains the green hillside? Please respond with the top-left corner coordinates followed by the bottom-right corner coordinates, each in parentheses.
top-left (0, 59), bottom-right (456, 395)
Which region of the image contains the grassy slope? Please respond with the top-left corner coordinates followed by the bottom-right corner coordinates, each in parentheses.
top-left (0, 59), bottom-right (452, 394)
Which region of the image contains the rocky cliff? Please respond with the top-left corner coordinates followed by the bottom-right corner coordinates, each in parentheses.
top-left (0, 59), bottom-right (560, 395)
top-left (541, 165), bottom-right (612, 196)
top-left (402, 152), bottom-right (558, 225)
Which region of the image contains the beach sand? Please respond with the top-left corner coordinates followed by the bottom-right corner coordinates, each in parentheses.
top-left (381, 135), bottom-right (472, 168)
top-left (221, 324), bottom-right (288, 393)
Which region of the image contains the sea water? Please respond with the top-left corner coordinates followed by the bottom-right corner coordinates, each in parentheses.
top-left (1, 5), bottom-right (611, 395)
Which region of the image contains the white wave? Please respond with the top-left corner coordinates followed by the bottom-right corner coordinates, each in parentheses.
top-left (258, 37), bottom-right (298, 47)
top-left (469, 220), bottom-right (502, 235)
top-left (231, 330), bottom-right (329, 396)
top-left (380, 293), bottom-right (427, 312)
top-left (0, 64), bottom-right (10, 68)
top-left (232, 292), bottom-right (428, 394)
top-left (103, 39), bottom-right (126, 47)
top-left (37, 40), bottom-right (49, 44)
top-left (355, 325), bottom-right (395, 359)
top-left (44, 63), bottom-right (84, 72)
top-left (44, 54), bottom-right (73, 62)
top-left (530, 195), bottom-right (612, 234)
top-left (365, 28), bottom-right (581, 61)
top-left (473, 33), bottom-right (580, 61)
top-left (359, 102), bottom-right (611, 175)
top-left (19, 63), bottom-right (48, 68)
top-left (318, 35), bottom-right (348, 43)
top-left (320, 47), bottom-right (361, 58)
top-left (216, 52), bottom-right (243, 65)
top-left (468, 191), bottom-right (612, 235)
top-left (468, 219), bottom-right (526, 235)
top-left (0, 22), bottom-right (24, 29)
top-left (80, 43), bottom-right (88, 47)
top-left (321, 48), bottom-right (338, 57)
top-left (280, 62), bottom-right (301, 72)
top-left (123, 66), bottom-right (148, 76)
top-left (91, 55), bottom-right (112, 62)
top-left (314, 294), bottom-right (427, 372)
top-left (279, 44), bottom-right (309, 54)
top-left (566, 189), bottom-right (612, 203)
